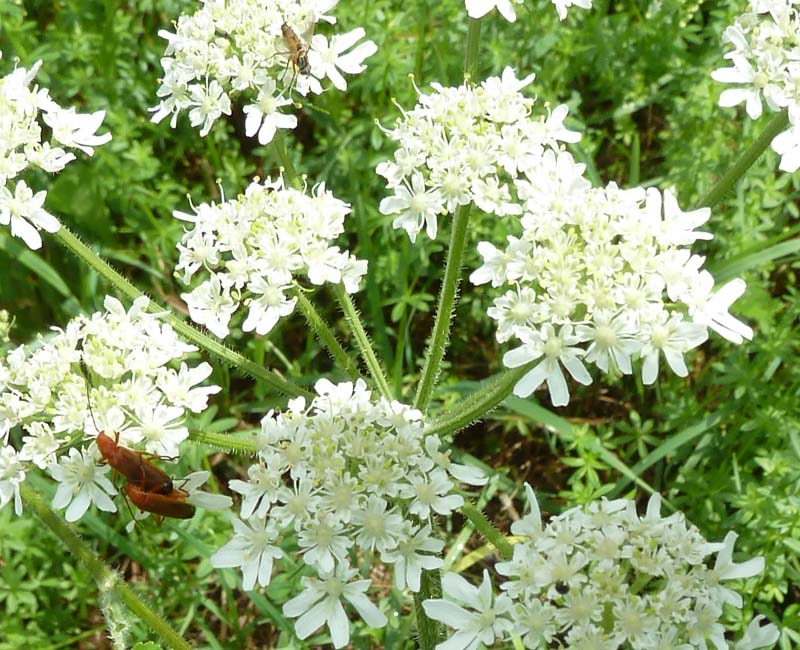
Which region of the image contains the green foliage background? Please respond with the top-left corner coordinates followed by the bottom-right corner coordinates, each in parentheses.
top-left (0, 0), bottom-right (798, 647)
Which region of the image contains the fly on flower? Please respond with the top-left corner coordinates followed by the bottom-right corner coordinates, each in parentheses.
top-left (281, 22), bottom-right (312, 78)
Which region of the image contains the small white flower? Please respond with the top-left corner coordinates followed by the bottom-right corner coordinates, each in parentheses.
top-left (242, 278), bottom-right (297, 334)
top-left (229, 462), bottom-right (284, 519)
top-left (282, 564), bottom-right (388, 649)
top-left (42, 107), bottom-right (112, 155)
top-left (735, 615), bottom-right (780, 650)
top-left (551, 0), bottom-right (594, 21)
top-left (48, 447), bottom-right (117, 522)
top-left (682, 272), bottom-right (753, 344)
top-left (771, 121), bottom-right (800, 173)
top-left (243, 79), bottom-right (297, 145)
top-left (125, 402), bottom-right (188, 457)
top-left (157, 361), bottom-right (220, 412)
top-left (308, 28), bottom-right (378, 92)
top-left (379, 172), bottom-right (444, 242)
top-left (181, 276), bottom-right (238, 339)
top-left (464, 0), bottom-right (524, 22)
top-left (504, 324), bottom-right (592, 407)
top-left (381, 524), bottom-right (444, 592)
top-left (181, 471), bottom-right (233, 511)
top-left (211, 516), bottom-right (284, 590)
top-left (423, 570), bottom-right (515, 650)
top-left (0, 180), bottom-right (60, 250)
top-left (187, 80), bottom-right (232, 137)
top-left (0, 445), bottom-right (26, 515)
top-left (639, 312), bottom-right (708, 384)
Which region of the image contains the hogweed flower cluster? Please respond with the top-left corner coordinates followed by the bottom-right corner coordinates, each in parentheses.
top-left (151, 0), bottom-right (377, 141)
top-left (0, 53), bottom-right (111, 249)
top-left (423, 485), bottom-right (780, 650)
top-left (378, 67), bottom-right (580, 242)
top-left (464, 0), bottom-right (593, 22)
top-left (211, 378), bottom-right (486, 648)
top-left (470, 154), bottom-right (753, 405)
top-left (175, 176), bottom-right (367, 338)
top-left (711, 0), bottom-right (800, 172)
top-left (0, 296), bottom-right (221, 520)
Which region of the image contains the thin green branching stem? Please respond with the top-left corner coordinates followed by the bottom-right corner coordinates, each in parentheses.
top-left (21, 484), bottom-right (191, 650)
top-left (332, 284), bottom-right (393, 400)
top-left (461, 500), bottom-right (514, 561)
top-left (52, 226), bottom-right (311, 400)
top-left (463, 18), bottom-right (482, 80)
top-left (293, 288), bottom-right (363, 381)
top-left (414, 204), bottom-right (471, 413)
top-left (424, 365), bottom-right (532, 438)
top-left (272, 129), bottom-right (300, 188)
top-left (698, 110), bottom-right (789, 209)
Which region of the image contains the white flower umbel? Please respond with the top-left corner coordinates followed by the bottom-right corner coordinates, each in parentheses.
top-left (463, 0), bottom-right (592, 22)
top-left (378, 67), bottom-right (580, 243)
top-left (472, 152), bottom-right (751, 405)
top-left (711, 2), bottom-right (800, 172)
top-left (0, 54), bottom-right (111, 249)
top-left (212, 379), bottom-right (483, 642)
top-left (425, 486), bottom-right (779, 650)
top-left (0, 295), bottom-right (221, 518)
top-left (175, 177), bottom-right (367, 338)
top-left (151, 0), bottom-right (377, 142)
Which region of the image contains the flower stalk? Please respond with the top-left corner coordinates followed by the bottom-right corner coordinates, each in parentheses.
top-left (293, 287), bottom-right (363, 382)
top-left (20, 483), bottom-right (191, 650)
top-left (414, 204), bottom-right (471, 413)
top-left (424, 365), bottom-right (532, 438)
top-left (698, 110), bottom-right (789, 209)
top-left (52, 226), bottom-right (311, 400)
top-left (461, 500), bottom-right (514, 560)
top-left (332, 283), bottom-right (393, 400)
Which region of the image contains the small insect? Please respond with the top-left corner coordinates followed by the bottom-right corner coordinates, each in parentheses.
top-left (281, 21), bottom-right (311, 76)
top-left (96, 431), bottom-right (175, 495)
top-left (555, 581), bottom-right (570, 595)
top-left (125, 482), bottom-right (196, 520)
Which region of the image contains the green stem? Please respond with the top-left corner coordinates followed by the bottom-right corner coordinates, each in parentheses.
top-left (414, 569), bottom-right (443, 650)
top-left (424, 366), bottom-right (531, 438)
top-left (293, 288), bottom-right (363, 381)
top-left (463, 18), bottom-right (482, 80)
top-left (52, 226), bottom-right (311, 400)
top-left (332, 284), bottom-right (393, 400)
top-left (461, 501), bottom-right (514, 561)
top-left (20, 483), bottom-right (190, 650)
top-left (698, 110), bottom-right (790, 209)
top-left (414, 204), bottom-right (471, 413)
top-left (272, 129), bottom-right (300, 188)
top-left (189, 430), bottom-right (259, 455)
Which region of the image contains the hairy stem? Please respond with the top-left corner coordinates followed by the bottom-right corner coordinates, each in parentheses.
top-left (332, 284), bottom-right (393, 401)
top-left (698, 110), bottom-right (789, 209)
top-left (21, 483), bottom-right (191, 650)
top-left (424, 366), bottom-right (532, 438)
top-left (414, 204), bottom-right (471, 413)
top-left (461, 501), bottom-right (514, 560)
top-left (415, 569), bottom-right (443, 650)
top-left (293, 288), bottom-right (363, 381)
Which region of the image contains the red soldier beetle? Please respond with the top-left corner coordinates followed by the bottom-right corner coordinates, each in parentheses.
top-left (96, 431), bottom-right (175, 495)
top-left (125, 482), bottom-right (196, 520)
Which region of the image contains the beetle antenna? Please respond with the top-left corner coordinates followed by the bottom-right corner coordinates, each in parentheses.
top-left (77, 358), bottom-right (101, 434)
